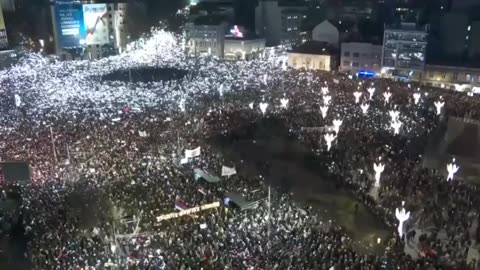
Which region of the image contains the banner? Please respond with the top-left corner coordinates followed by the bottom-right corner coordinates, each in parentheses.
top-left (54, 0), bottom-right (85, 48)
top-left (14, 94), bottom-right (21, 107)
top-left (83, 4), bottom-right (109, 45)
top-left (221, 166), bottom-right (236, 176)
top-left (157, 202), bottom-right (220, 222)
top-left (138, 131), bottom-right (148, 137)
top-left (194, 168), bottom-right (221, 183)
top-left (174, 198), bottom-right (189, 211)
top-left (185, 147), bottom-right (201, 159)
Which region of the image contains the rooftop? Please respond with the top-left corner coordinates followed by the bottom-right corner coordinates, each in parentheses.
top-left (193, 15), bottom-right (226, 26)
top-left (386, 22), bottom-right (428, 32)
top-left (289, 41), bottom-right (337, 55)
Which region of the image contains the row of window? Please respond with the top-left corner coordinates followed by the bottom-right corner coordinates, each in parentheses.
top-left (343, 51), bottom-right (380, 58)
top-left (428, 72), bottom-right (480, 82)
top-left (342, 61), bottom-right (379, 68)
top-left (194, 40), bottom-right (218, 48)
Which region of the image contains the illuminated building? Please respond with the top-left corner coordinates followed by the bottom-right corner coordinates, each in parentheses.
top-left (51, 1), bottom-right (129, 60)
top-left (288, 41), bottom-right (337, 71)
top-left (381, 23), bottom-right (428, 80)
top-left (422, 64), bottom-right (480, 92)
top-left (224, 29), bottom-right (265, 61)
top-left (185, 17), bottom-right (228, 58)
top-left (340, 42), bottom-right (382, 74)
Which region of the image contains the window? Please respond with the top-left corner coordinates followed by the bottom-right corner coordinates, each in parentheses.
top-left (353, 52), bottom-right (360, 57)
top-left (343, 60), bottom-right (350, 66)
top-left (344, 51), bottom-right (350, 57)
top-left (352, 62), bottom-right (359, 67)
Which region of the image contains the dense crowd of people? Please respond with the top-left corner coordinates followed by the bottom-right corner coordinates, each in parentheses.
top-left (0, 29), bottom-right (479, 269)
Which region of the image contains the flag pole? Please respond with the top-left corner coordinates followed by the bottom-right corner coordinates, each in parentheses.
top-left (50, 127), bottom-right (57, 164)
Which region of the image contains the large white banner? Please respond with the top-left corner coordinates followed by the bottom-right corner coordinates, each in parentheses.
top-left (221, 166), bottom-right (236, 176)
top-left (83, 4), bottom-right (109, 45)
top-left (185, 147), bottom-right (201, 159)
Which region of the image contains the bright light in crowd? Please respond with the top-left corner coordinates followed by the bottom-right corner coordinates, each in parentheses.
top-left (395, 201), bottom-right (410, 237)
top-left (413, 93), bottom-right (421, 104)
top-left (332, 119), bottom-right (343, 134)
top-left (280, 98), bottom-right (289, 108)
top-left (321, 87), bottom-right (329, 95)
top-left (320, 105), bottom-right (329, 118)
top-left (390, 120), bottom-right (402, 135)
top-left (360, 103), bottom-right (369, 114)
top-left (383, 92), bottom-right (392, 104)
top-left (259, 102), bottom-right (269, 114)
top-left (367, 87), bottom-right (375, 100)
top-left (353, 91), bottom-right (362, 104)
top-left (434, 100), bottom-right (445, 116)
top-left (373, 160), bottom-right (384, 187)
top-left (324, 133), bottom-right (336, 151)
top-left (388, 110), bottom-right (400, 122)
top-left (446, 159), bottom-right (459, 181)
top-left (323, 95), bottom-right (332, 105)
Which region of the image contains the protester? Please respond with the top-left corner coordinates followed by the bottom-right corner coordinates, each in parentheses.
top-left (0, 29), bottom-right (478, 270)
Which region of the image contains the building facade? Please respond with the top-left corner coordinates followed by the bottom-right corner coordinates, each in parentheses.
top-left (382, 23), bottom-right (428, 79)
top-left (340, 42), bottom-right (382, 74)
top-left (185, 21), bottom-right (227, 58)
top-left (288, 52), bottom-right (334, 71)
top-left (312, 20), bottom-right (339, 48)
top-left (287, 41), bottom-right (337, 71)
top-left (52, 1), bottom-right (129, 60)
top-left (224, 37), bottom-right (265, 61)
top-left (422, 64), bottom-right (480, 92)
top-left (255, 1), bottom-right (307, 46)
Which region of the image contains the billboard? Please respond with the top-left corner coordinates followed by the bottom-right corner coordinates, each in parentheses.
top-left (0, 3), bottom-right (8, 49)
top-left (83, 4), bottom-right (109, 45)
top-left (54, 0), bottom-right (85, 48)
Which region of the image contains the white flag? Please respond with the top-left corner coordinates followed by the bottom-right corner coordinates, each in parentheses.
top-left (221, 166), bottom-right (236, 176)
top-left (14, 94), bottom-right (21, 107)
top-left (185, 147), bottom-right (201, 158)
top-left (180, 157), bottom-right (189, 164)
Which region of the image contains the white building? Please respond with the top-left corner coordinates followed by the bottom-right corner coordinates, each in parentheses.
top-left (185, 20), bottom-right (228, 58)
top-left (52, 2), bottom-right (129, 60)
top-left (423, 64), bottom-right (480, 91)
top-left (255, 0), bottom-right (307, 46)
top-left (382, 23), bottom-right (428, 79)
top-left (288, 41), bottom-right (337, 71)
top-left (340, 42), bottom-right (382, 74)
top-left (224, 37), bottom-right (265, 61)
top-left (311, 20), bottom-right (339, 48)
